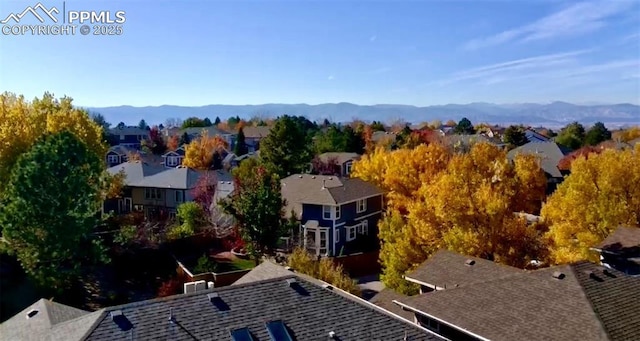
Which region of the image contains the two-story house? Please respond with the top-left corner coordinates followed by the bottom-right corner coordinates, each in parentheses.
top-left (314, 152), bottom-right (361, 177)
top-left (108, 126), bottom-right (150, 148)
top-left (161, 146), bottom-right (186, 168)
top-left (104, 161), bottom-right (215, 220)
top-left (238, 126), bottom-right (271, 153)
top-left (180, 126), bottom-right (236, 149)
top-left (281, 174), bottom-right (384, 257)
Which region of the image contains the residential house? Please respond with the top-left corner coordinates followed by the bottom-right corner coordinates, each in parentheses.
top-left (180, 126), bottom-right (236, 148)
top-left (105, 145), bottom-right (136, 168)
top-left (213, 169), bottom-right (234, 204)
top-left (315, 152), bottom-right (362, 177)
top-left (161, 146), bottom-right (186, 168)
top-left (444, 134), bottom-right (506, 151)
top-left (525, 128), bottom-right (551, 143)
top-left (281, 174), bottom-right (384, 257)
top-left (591, 226), bottom-right (640, 276)
top-left (388, 249), bottom-right (640, 341)
top-left (238, 126), bottom-right (272, 153)
top-left (108, 126), bottom-right (149, 148)
top-left (507, 141), bottom-right (570, 193)
top-left (0, 273), bottom-right (443, 340)
top-left (436, 126), bottom-right (455, 136)
top-left (104, 161), bottom-right (214, 220)
top-left (485, 125), bottom-right (506, 138)
top-left (160, 126), bottom-right (181, 137)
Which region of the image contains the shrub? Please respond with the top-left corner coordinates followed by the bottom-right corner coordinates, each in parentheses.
top-left (158, 277), bottom-right (182, 297)
top-left (287, 247), bottom-right (361, 296)
top-left (193, 254), bottom-right (218, 274)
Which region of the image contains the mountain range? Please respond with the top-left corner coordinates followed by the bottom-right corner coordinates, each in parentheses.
top-left (86, 101), bottom-right (640, 129)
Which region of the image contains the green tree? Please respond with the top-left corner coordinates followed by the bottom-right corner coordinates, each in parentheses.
top-left (116, 121), bottom-right (126, 129)
top-left (179, 131), bottom-right (191, 146)
top-left (0, 131), bottom-right (107, 289)
top-left (343, 126), bottom-right (365, 154)
top-left (454, 117), bottom-right (475, 134)
top-left (314, 124), bottom-right (347, 153)
top-left (214, 116), bottom-right (221, 126)
top-left (90, 112), bottom-right (111, 144)
top-left (370, 121), bottom-right (386, 132)
top-left (222, 162), bottom-right (286, 265)
top-left (584, 122), bottom-right (611, 146)
top-left (227, 116), bottom-right (240, 127)
top-left (203, 117), bottom-right (213, 126)
top-left (181, 117), bottom-right (207, 129)
top-left (138, 119), bottom-right (149, 130)
top-left (556, 122), bottom-right (586, 150)
top-left (503, 125), bottom-right (529, 147)
top-left (259, 115), bottom-right (312, 178)
top-left (234, 127), bottom-right (249, 156)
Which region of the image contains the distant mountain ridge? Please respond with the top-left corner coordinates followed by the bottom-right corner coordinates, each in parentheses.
top-left (86, 101), bottom-right (640, 128)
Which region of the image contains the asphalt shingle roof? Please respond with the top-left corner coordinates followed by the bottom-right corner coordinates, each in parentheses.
top-left (232, 260), bottom-right (296, 285)
top-left (507, 141), bottom-right (568, 178)
top-left (594, 226), bottom-right (640, 254)
top-left (370, 289), bottom-right (414, 321)
top-left (405, 249), bottom-right (523, 289)
top-left (107, 162), bottom-right (214, 190)
top-left (83, 275), bottom-right (441, 341)
top-left (281, 174), bottom-right (383, 218)
top-left (239, 126), bottom-right (271, 139)
top-left (398, 260), bottom-right (640, 341)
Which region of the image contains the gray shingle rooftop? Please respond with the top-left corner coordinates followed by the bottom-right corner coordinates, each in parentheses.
top-left (232, 260), bottom-right (296, 285)
top-left (83, 275), bottom-right (440, 341)
top-left (281, 174), bottom-right (383, 218)
top-left (507, 141), bottom-right (569, 178)
top-left (397, 259), bottom-right (640, 341)
top-left (593, 226), bottom-right (640, 254)
top-left (238, 126), bottom-right (271, 139)
top-left (107, 162), bottom-right (215, 189)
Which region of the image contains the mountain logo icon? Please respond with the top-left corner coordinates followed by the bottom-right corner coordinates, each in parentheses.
top-left (1, 2), bottom-right (59, 24)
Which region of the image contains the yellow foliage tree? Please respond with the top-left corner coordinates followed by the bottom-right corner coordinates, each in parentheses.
top-left (182, 130), bottom-right (229, 170)
top-left (542, 146), bottom-right (640, 264)
top-left (0, 92), bottom-right (107, 191)
top-left (287, 247), bottom-right (361, 295)
top-left (362, 142), bottom-right (548, 294)
top-left (613, 126), bottom-right (640, 143)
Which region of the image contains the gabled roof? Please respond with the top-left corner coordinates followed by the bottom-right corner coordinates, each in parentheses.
top-left (107, 162), bottom-right (214, 189)
top-left (405, 249), bottom-right (523, 289)
top-left (370, 289), bottom-right (414, 321)
top-left (281, 174), bottom-right (383, 217)
top-left (317, 152), bottom-right (362, 165)
top-left (594, 226), bottom-right (640, 255)
top-left (525, 129), bottom-right (551, 142)
top-left (397, 261), bottom-right (640, 341)
top-left (507, 141), bottom-right (568, 178)
top-left (232, 260), bottom-right (295, 285)
top-left (162, 148), bottom-right (186, 157)
top-left (239, 126), bottom-right (271, 138)
top-left (81, 275), bottom-right (441, 341)
top-left (180, 126), bottom-right (232, 137)
top-left (106, 145), bottom-right (136, 156)
top-left (108, 126), bottom-right (149, 136)
top-left (0, 298), bottom-right (101, 341)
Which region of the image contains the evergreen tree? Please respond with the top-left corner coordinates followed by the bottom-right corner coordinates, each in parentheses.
top-left (234, 127), bottom-right (249, 156)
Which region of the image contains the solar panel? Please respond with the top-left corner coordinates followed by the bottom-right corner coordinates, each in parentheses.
top-left (230, 328), bottom-right (254, 341)
top-left (266, 320), bottom-right (294, 341)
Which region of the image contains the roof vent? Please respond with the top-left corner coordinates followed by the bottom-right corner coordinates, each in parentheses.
top-left (465, 259), bottom-right (476, 266)
top-left (286, 278), bottom-right (297, 286)
top-left (168, 308), bottom-right (175, 323)
top-left (329, 331), bottom-right (337, 339)
top-left (328, 177), bottom-right (333, 180)
top-left (111, 310), bottom-right (133, 331)
top-left (26, 309), bottom-right (39, 319)
top-left (552, 271), bottom-right (565, 280)
top-left (602, 269), bottom-right (616, 278)
top-left (323, 284), bottom-right (334, 291)
top-left (298, 175), bottom-right (303, 178)
top-left (311, 176), bottom-right (316, 179)
top-left (207, 292), bottom-right (219, 301)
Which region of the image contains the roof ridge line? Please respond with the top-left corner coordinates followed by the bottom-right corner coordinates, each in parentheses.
top-left (568, 264), bottom-right (614, 341)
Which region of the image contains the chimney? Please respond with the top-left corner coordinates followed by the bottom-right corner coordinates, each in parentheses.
top-left (322, 179), bottom-right (326, 189)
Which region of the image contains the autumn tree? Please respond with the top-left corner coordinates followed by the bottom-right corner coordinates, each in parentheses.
top-left (370, 121), bottom-right (386, 132)
top-left (503, 125), bottom-right (529, 147)
top-left (259, 115), bottom-right (312, 178)
top-left (105, 169), bottom-right (126, 199)
top-left (0, 131), bottom-right (107, 289)
top-left (556, 122), bottom-right (586, 150)
top-left (584, 122), bottom-right (611, 146)
top-left (311, 156), bottom-right (341, 175)
top-left (167, 135), bottom-right (180, 151)
top-left (557, 146), bottom-right (603, 172)
top-left (400, 129), bottom-right (441, 149)
top-left (221, 161), bottom-right (286, 265)
top-left (614, 126), bottom-right (640, 143)
top-left (288, 247), bottom-right (361, 295)
top-left (542, 145), bottom-right (640, 264)
top-left (182, 130), bottom-right (229, 170)
top-left (454, 117), bottom-right (475, 134)
top-left (142, 125), bottom-right (167, 155)
top-left (234, 127), bottom-right (249, 156)
top-left (444, 120), bottom-right (457, 127)
top-left (0, 92), bottom-right (107, 195)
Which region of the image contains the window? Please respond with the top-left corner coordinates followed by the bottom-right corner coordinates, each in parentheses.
top-left (358, 220), bottom-right (369, 235)
top-left (175, 190), bottom-right (184, 203)
top-left (133, 205), bottom-right (143, 212)
top-left (345, 162), bottom-right (353, 175)
top-left (265, 320), bottom-right (294, 341)
top-left (357, 199), bottom-right (367, 213)
top-left (323, 205), bottom-right (332, 220)
top-left (124, 198), bottom-right (132, 212)
top-left (167, 156), bottom-right (179, 167)
top-left (107, 154), bottom-right (119, 164)
top-left (230, 327), bottom-right (255, 341)
top-left (168, 210), bottom-right (177, 220)
top-left (335, 229), bottom-right (340, 243)
top-left (347, 226), bottom-right (356, 241)
top-left (119, 134), bottom-right (125, 140)
top-left (335, 205), bottom-right (341, 219)
top-left (145, 188), bottom-right (162, 200)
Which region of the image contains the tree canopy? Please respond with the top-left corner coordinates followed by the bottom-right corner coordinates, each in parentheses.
top-left (542, 145), bottom-right (640, 264)
top-left (182, 130), bottom-right (228, 170)
top-left (0, 131), bottom-right (107, 289)
top-left (234, 127), bottom-right (249, 156)
top-left (556, 122), bottom-right (586, 150)
top-left (584, 122), bottom-right (611, 146)
top-left (0, 92), bottom-right (107, 195)
top-left (454, 117), bottom-right (475, 135)
top-left (503, 125), bottom-right (529, 147)
top-left (259, 115), bottom-right (313, 178)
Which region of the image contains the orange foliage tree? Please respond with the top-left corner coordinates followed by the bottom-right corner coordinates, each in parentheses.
top-left (167, 135), bottom-right (180, 151)
top-left (182, 130), bottom-right (229, 170)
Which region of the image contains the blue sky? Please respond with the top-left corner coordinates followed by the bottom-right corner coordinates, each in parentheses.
top-left (0, 0), bottom-right (638, 107)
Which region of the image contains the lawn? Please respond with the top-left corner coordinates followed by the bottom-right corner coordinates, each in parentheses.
top-left (183, 251), bottom-right (256, 274)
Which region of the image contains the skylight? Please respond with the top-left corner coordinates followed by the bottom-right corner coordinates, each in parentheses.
top-left (266, 320), bottom-right (294, 341)
top-left (230, 328), bottom-right (255, 341)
